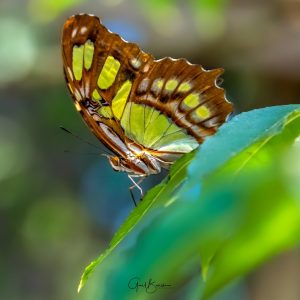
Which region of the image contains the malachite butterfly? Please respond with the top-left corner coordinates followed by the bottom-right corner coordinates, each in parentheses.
top-left (61, 14), bottom-right (233, 193)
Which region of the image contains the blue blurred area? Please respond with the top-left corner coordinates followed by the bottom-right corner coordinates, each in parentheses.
top-left (81, 159), bottom-right (132, 231)
top-left (103, 19), bottom-right (145, 45)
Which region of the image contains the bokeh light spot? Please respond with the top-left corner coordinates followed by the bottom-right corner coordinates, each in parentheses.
top-left (0, 18), bottom-right (36, 85)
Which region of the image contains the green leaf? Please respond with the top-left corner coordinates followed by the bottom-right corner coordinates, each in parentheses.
top-left (201, 107), bottom-right (300, 299)
top-left (188, 105), bottom-right (300, 185)
top-left (186, 105), bottom-right (300, 275)
top-left (78, 151), bottom-right (196, 291)
top-left (86, 105), bottom-right (300, 300)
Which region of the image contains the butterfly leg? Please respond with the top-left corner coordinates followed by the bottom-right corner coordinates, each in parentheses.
top-left (129, 188), bottom-right (137, 207)
top-left (128, 175), bottom-right (145, 206)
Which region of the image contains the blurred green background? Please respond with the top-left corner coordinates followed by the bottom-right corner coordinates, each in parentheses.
top-left (1, 0), bottom-right (300, 299)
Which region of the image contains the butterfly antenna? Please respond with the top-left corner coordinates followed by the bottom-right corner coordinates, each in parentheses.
top-left (60, 126), bottom-right (112, 155)
top-left (63, 150), bottom-right (101, 156)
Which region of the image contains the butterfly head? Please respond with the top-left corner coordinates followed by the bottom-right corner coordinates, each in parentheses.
top-left (107, 155), bottom-right (121, 170)
top-left (105, 155), bottom-right (134, 174)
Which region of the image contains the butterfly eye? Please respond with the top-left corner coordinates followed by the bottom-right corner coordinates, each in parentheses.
top-left (108, 156), bottom-right (121, 171)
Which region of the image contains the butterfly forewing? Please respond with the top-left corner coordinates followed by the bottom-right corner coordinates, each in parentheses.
top-left (62, 14), bottom-right (152, 104)
top-left (62, 14), bottom-right (233, 173)
top-left (62, 14), bottom-right (154, 154)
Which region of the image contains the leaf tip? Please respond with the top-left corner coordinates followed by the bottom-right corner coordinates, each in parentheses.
top-left (77, 278), bottom-right (84, 293)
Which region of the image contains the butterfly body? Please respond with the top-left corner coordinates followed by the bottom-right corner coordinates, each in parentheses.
top-left (62, 14), bottom-right (233, 177)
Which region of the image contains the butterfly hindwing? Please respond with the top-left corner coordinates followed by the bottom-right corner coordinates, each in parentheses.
top-left (129, 58), bottom-right (232, 149)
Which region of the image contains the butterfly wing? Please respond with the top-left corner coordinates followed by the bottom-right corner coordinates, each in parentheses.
top-left (62, 14), bottom-right (233, 165)
top-left (62, 14), bottom-right (154, 158)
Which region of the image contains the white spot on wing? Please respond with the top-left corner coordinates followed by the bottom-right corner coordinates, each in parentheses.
top-left (203, 117), bottom-right (219, 128)
top-left (67, 83), bottom-right (74, 94)
top-left (151, 78), bottom-right (163, 95)
top-left (142, 64), bottom-right (150, 73)
top-left (74, 89), bottom-right (82, 101)
top-left (138, 78), bottom-right (150, 93)
top-left (130, 58), bottom-right (142, 69)
top-left (92, 114), bottom-right (101, 121)
top-left (79, 86), bottom-right (85, 98)
top-left (74, 101), bottom-right (81, 111)
top-left (71, 27), bottom-right (78, 38)
top-left (67, 67), bottom-right (74, 81)
top-left (85, 83), bottom-right (90, 98)
top-left (80, 27), bottom-right (88, 35)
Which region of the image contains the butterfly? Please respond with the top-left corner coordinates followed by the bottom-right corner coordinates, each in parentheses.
top-left (61, 14), bottom-right (233, 199)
